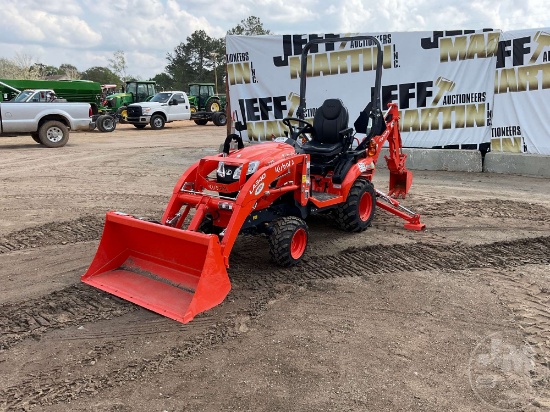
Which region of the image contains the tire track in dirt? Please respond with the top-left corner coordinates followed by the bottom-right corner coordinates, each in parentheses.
top-left (481, 266), bottom-right (550, 398)
top-left (1, 198), bottom-right (545, 255)
top-left (413, 198), bottom-right (550, 221)
top-left (0, 216), bottom-right (104, 254)
top-left (1, 236), bottom-right (549, 409)
top-left (0, 211), bottom-right (164, 254)
top-left (0, 284), bottom-right (139, 351)
top-left (2, 235), bottom-right (548, 351)
top-left (1, 320), bottom-right (239, 411)
top-left (0, 197), bottom-right (549, 409)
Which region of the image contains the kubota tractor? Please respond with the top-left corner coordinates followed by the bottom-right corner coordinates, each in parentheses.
top-left (82, 36), bottom-right (425, 324)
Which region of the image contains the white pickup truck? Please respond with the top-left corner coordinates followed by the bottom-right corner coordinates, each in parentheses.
top-left (126, 91), bottom-right (191, 130)
top-left (0, 101), bottom-right (92, 147)
top-left (11, 89), bottom-right (66, 103)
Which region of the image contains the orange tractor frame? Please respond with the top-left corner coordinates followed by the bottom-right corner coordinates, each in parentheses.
top-left (82, 36), bottom-right (425, 324)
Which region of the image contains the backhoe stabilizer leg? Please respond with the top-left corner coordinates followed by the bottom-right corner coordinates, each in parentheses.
top-left (375, 189), bottom-right (426, 231)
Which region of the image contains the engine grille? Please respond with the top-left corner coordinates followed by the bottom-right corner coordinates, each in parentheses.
top-left (127, 106), bottom-right (142, 117)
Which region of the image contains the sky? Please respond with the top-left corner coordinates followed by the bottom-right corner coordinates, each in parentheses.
top-left (1, 0), bottom-right (549, 80)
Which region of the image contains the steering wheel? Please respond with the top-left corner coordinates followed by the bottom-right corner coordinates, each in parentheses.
top-left (282, 117), bottom-right (313, 144)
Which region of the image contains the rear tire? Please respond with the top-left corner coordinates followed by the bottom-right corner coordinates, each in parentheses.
top-left (194, 119), bottom-right (208, 126)
top-left (133, 124), bottom-right (147, 129)
top-left (150, 114), bottom-right (165, 130)
top-left (95, 115), bottom-right (106, 132)
top-left (98, 115), bottom-right (116, 132)
top-left (205, 99), bottom-right (220, 113)
top-left (212, 111), bottom-right (227, 127)
top-left (38, 120), bottom-right (69, 148)
top-left (336, 178), bottom-right (376, 232)
top-left (268, 216), bottom-right (308, 267)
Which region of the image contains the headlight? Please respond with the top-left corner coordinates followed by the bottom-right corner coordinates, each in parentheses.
top-left (233, 160), bottom-right (260, 180)
top-left (143, 107), bottom-right (152, 114)
top-left (217, 160), bottom-right (260, 180)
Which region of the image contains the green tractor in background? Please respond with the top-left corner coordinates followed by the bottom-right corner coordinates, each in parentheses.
top-left (188, 83), bottom-right (226, 126)
top-left (96, 80), bottom-right (157, 132)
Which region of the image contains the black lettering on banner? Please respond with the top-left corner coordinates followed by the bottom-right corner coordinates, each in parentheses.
top-left (378, 81), bottom-right (433, 108)
top-left (273, 35), bottom-right (293, 67)
top-left (251, 62), bottom-right (258, 83)
top-left (496, 39), bottom-right (511, 68)
top-left (258, 97), bottom-right (272, 120)
top-left (237, 96), bottom-right (288, 125)
top-left (496, 36), bottom-right (531, 68)
top-left (417, 81), bottom-right (433, 107)
top-left (245, 99), bottom-right (260, 122)
top-left (513, 37), bottom-right (531, 66)
top-left (272, 33), bottom-right (344, 67)
top-left (399, 83), bottom-right (415, 109)
top-left (491, 125), bottom-right (522, 137)
top-left (272, 96), bottom-right (287, 119)
top-left (441, 92), bottom-right (487, 105)
top-left (225, 52), bottom-right (250, 63)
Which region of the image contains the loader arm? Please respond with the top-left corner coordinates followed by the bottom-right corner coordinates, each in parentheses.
top-left (161, 153), bottom-right (308, 268)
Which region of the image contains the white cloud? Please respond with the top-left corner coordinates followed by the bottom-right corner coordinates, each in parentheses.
top-left (0, 0), bottom-right (548, 79)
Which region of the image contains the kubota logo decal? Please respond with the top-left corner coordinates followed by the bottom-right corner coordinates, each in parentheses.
top-left (208, 183), bottom-right (229, 192)
top-left (275, 159), bottom-right (294, 173)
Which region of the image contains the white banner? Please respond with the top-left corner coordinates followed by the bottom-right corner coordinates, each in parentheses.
top-left (226, 30), bottom-right (499, 149)
top-left (492, 28), bottom-right (550, 154)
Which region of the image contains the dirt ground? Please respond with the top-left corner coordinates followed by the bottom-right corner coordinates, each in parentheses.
top-left (1, 121), bottom-right (549, 411)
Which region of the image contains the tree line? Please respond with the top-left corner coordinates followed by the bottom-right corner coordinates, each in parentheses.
top-left (0, 16), bottom-right (270, 93)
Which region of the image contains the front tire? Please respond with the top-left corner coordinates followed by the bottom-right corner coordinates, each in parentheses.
top-left (194, 119), bottom-right (208, 126)
top-left (150, 114), bottom-right (165, 130)
top-left (268, 216), bottom-right (309, 267)
top-left (336, 178), bottom-right (376, 232)
top-left (133, 124), bottom-right (147, 129)
top-left (31, 132), bottom-right (42, 144)
top-left (212, 111), bottom-right (227, 127)
top-left (38, 120), bottom-right (69, 148)
top-left (117, 106), bottom-right (128, 121)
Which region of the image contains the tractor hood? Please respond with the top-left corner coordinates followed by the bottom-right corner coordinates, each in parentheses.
top-left (225, 142), bottom-right (296, 168)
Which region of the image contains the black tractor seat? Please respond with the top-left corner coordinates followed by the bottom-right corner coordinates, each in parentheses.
top-left (301, 98), bottom-right (353, 164)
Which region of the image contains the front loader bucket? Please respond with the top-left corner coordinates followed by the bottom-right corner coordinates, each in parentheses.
top-left (82, 212), bottom-right (231, 324)
top-left (388, 170), bottom-right (413, 199)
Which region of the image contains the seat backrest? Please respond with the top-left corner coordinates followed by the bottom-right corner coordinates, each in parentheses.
top-left (312, 99), bottom-right (349, 144)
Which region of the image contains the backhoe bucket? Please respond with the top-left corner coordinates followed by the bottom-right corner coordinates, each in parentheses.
top-left (82, 212), bottom-right (231, 324)
top-left (388, 170), bottom-right (413, 199)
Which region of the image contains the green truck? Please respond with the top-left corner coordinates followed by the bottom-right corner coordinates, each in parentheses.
top-left (0, 78), bottom-right (103, 114)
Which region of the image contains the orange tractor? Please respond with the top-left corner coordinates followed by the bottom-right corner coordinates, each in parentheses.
top-left (82, 36), bottom-right (425, 324)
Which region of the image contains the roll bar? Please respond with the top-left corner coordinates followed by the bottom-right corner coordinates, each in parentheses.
top-left (297, 36), bottom-right (384, 120)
